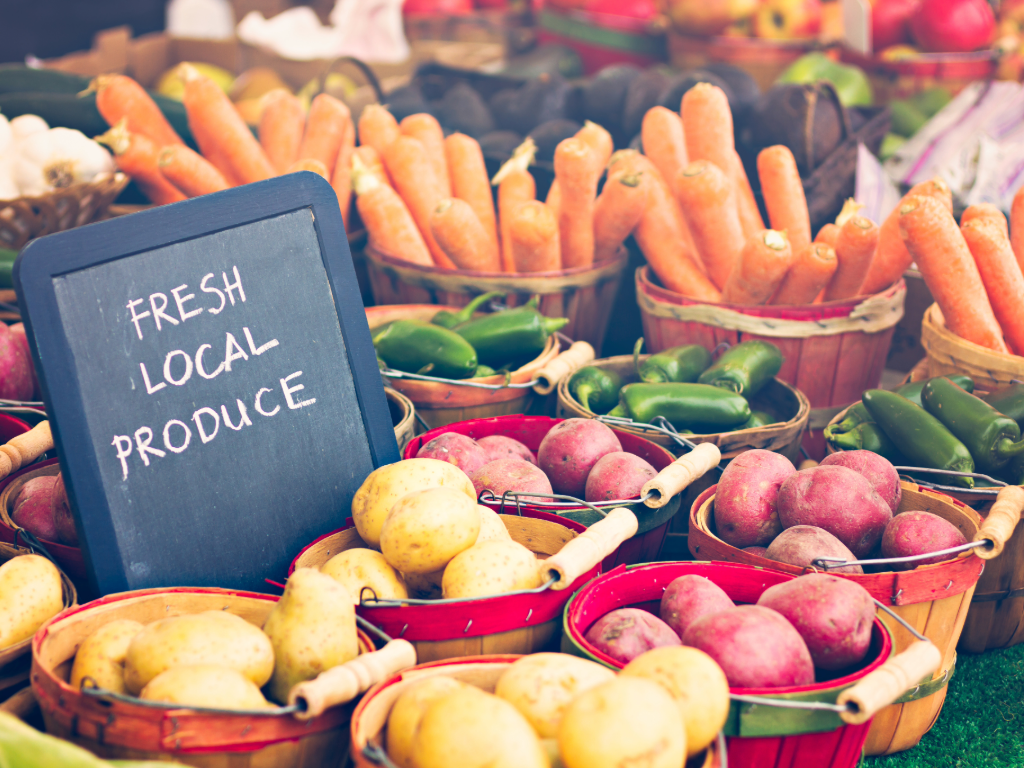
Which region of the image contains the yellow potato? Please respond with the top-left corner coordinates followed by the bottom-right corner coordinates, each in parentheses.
top-left (140, 665), bottom-right (271, 710)
top-left (70, 619), bottom-right (144, 694)
top-left (414, 686), bottom-right (549, 768)
top-left (494, 653), bottom-right (615, 738)
top-left (352, 458), bottom-right (475, 548)
top-left (385, 676), bottom-right (467, 768)
top-left (321, 548), bottom-right (408, 603)
top-left (0, 555), bottom-right (63, 648)
top-left (558, 677), bottom-right (686, 768)
top-left (621, 646), bottom-right (730, 757)
top-left (402, 569), bottom-right (444, 599)
top-left (380, 487), bottom-right (480, 575)
top-left (123, 611), bottom-right (274, 695)
top-left (476, 506), bottom-right (512, 543)
top-left (263, 567), bottom-right (358, 704)
top-left (442, 540), bottom-right (542, 599)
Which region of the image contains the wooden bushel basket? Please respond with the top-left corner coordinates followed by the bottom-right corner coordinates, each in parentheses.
top-left (363, 244), bottom-right (628, 354)
top-left (31, 587), bottom-right (377, 768)
top-left (562, 561), bottom-right (932, 768)
top-left (919, 303), bottom-right (1024, 391)
top-left (384, 387), bottom-right (416, 449)
top-left (688, 482), bottom-right (1012, 755)
top-left (636, 266), bottom-right (906, 458)
top-left (350, 655), bottom-right (724, 768)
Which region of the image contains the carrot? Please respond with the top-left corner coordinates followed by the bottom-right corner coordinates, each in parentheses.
top-left (354, 145), bottom-right (389, 187)
top-left (824, 215), bottom-right (878, 301)
top-left (546, 180), bottom-right (561, 217)
top-left (681, 83), bottom-right (763, 238)
top-left (553, 137), bottom-right (600, 268)
top-left (96, 120), bottom-right (185, 205)
top-left (815, 223), bottom-right (841, 247)
top-left (576, 121), bottom-right (613, 171)
top-left (899, 195), bottom-right (1008, 353)
top-left (961, 217), bottom-right (1024, 354)
top-left (493, 138), bottom-right (537, 272)
top-left (445, 133), bottom-right (499, 257)
top-left (509, 200), bottom-right (561, 273)
top-left (722, 230), bottom-right (794, 305)
top-left (296, 93), bottom-right (349, 174)
top-left (1012, 185), bottom-right (1024, 269)
top-left (594, 170), bottom-right (648, 264)
top-left (860, 178), bottom-right (952, 294)
top-left (287, 158), bottom-right (330, 180)
top-left (157, 144), bottom-right (229, 197)
top-left (642, 106), bottom-right (688, 197)
top-left (181, 65), bottom-right (274, 185)
top-left (258, 88), bottom-right (304, 174)
top-left (771, 243), bottom-right (837, 305)
top-left (402, 113), bottom-right (450, 196)
top-left (758, 145), bottom-right (811, 255)
top-left (351, 154), bottom-right (432, 267)
top-left (331, 116), bottom-right (357, 228)
top-left (92, 74), bottom-right (184, 147)
top-left (382, 136), bottom-right (454, 269)
top-left (358, 105), bottom-right (401, 159)
top-left (961, 203), bottom-right (1008, 238)
top-left (430, 198), bottom-right (501, 272)
top-left (674, 160), bottom-right (745, 289)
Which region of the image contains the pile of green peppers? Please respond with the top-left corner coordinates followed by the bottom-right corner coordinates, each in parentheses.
top-left (372, 293), bottom-right (568, 380)
top-left (826, 375), bottom-right (1024, 489)
top-left (567, 339), bottom-right (783, 434)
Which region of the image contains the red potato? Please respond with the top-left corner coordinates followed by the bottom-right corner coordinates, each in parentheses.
top-left (11, 475), bottom-right (59, 542)
top-left (777, 466), bottom-right (893, 558)
top-left (820, 450), bottom-right (901, 513)
top-left (585, 452), bottom-right (658, 502)
top-left (660, 574), bottom-right (735, 640)
top-left (51, 472), bottom-right (77, 546)
top-left (743, 546), bottom-right (768, 556)
top-left (537, 419), bottom-right (623, 497)
top-left (713, 449), bottom-right (796, 548)
top-left (765, 525), bottom-right (863, 574)
top-left (0, 323), bottom-right (34, 401)
top-left (881, 511), bottom-right (968, 569)
top-left (415, 433), bottom-right (490, 476)
top-left (757, 574), bottom-right (875, 670)
top-left (8, 324), bottom-right (37, 400)
top-left (476, 435), bottom-right (536, 466)
top-left (584, 608), bottom-right (681, 664)
top-left (682, 605), bottom-right (815, 688)
top-left (470, 458), bottom-right (552, 500)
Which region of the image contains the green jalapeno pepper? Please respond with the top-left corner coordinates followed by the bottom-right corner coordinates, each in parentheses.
top-left (607, 404), bottom-right (629, 418)
top-left (453, 298), bottom-right (568, 367)
top-left (982, 383), bottom-right (1024, 427)
top-left (472, 365), bottom-right (497, 378)
top-left (862, 389), bottom-right (975, 487)
top-left (922, 377), bottom-right (1024, 474)
top-left (431, 291), bottom-right (504, 329)
top-left (374, 319), bottom-right (478, 379)
top-left (618, 382), bottom-right (751, 431)
top-left (633, 338), bottom-right (711, 384)
top-left (739, 410), bottom-right (775, 429)
top-left (568, 365), bottom-right (623, 414)
top-left (829, 374), bottom-right (975, 436)
top-left (827, 422), bottom-right (903, 462)
top-left (697, 340), bottom-right (782, 396)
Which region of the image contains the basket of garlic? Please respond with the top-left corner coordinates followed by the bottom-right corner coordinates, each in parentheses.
top-left (0, 113), bottom-right (128, 251)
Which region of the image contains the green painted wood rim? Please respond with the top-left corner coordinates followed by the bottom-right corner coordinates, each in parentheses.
top-left (538, 10), bottom-right (663, 55)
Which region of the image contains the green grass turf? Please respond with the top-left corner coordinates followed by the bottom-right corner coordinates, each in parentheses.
top-left (864, 642), bottom-right (1024, 767)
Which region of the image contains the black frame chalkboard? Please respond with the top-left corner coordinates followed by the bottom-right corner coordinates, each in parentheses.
top-left (15, 172), bottom-right (399, 595)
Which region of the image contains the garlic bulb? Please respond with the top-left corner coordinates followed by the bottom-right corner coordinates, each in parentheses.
top-left (0, 156), bottom-right (18, 201)
top-left (8, 114), bottom-right (48, 143)
top-left (13, 127), bottom-right (114, 196)
top-left (0, 114), bottom-right (12, 157)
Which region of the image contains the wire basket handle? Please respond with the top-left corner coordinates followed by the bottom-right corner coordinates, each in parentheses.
top-left (0, 420), bottom-right (52, 481)
top-left (974, 485), bottom-right (1024, 560)
top-left (533, 341), bottom-right (595, 395)
top-left (543, 507), bottom-right (638, 590)
top-left (641, 442), bottom-right (722, 509)
top-left (836, 639), bottom-right (942, 724)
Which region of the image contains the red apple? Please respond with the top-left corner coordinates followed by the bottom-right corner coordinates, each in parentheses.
top-left (910, 0), bottom-right (995, 52)
top-left (872, 0), bottom-right (919, 50)
top-left (8, 323), bottom-right (37, 400)
top-left (0, 323), bottom-right (33, 401)
top-left (51, 472), bottom-right (78, 546)
top-left (754, 0), bottom-right (822, 39)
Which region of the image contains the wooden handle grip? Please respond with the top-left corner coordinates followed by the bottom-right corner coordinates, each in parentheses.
top-left (641, 443), bottom-right (721, 509)
top-left (288, 639), bottom-right (416, 720)
top-left (544, 507), bottom-right (638, 590)
top-left (974, 485), bottom-right (1024, 560)
top-left (533, 341), bottom-right (595, 395)
top-left (837, 640), bottom-right (942, 725)
top-left (0, 421), bottom-right (52, 481)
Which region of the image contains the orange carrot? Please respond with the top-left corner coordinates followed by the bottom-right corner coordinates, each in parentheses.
top-left (493, 138), bottom-right (537, 272)
top-left (93, 74), bottom-right (184, 147)
top-left (181, 66), bottom-right (274, 185)
top-left (553, 137), bottom-right (600, 268)
top-left (297, 94), bottom-right (349, 174)
top-left (815, 223), bottom-right (841, 247)
top-left (509, 200), bottom-right (561, 273)
top-left (287, 158), bottom-right (330, 180)
top-left (961, 217), bottom-right (1024, 354)
top-left (642, 107), bottom-right (688, 196)
top-left (401, 113), bottom-right (450, 196)
top-left (354, 145), bottom-right (389, 187)
top-left (758, 145), bottom-right (811, 255)
top-left (382, 136), bottom-right (454, 269)
top-left (594, 170), bottom-right (648, 263)
top-left (258, 89), bottom-right (304, 174)
top-left (961, 203), bottom-right (1008, 238)
top-left (824, 215), bottom-right (878, 301)
top-left (351, 154), bottom-right (432, 266)
top-left (430, 198), bottom-right (501, 272)
top-left (331, 116), bottom-right (357, 228)
top-left (445, 133), bottom-right (498, 257)
top-left (1012, 185), bottom-right (1024, 268)
top-left (674, 160), bottom-right (745, 289)
top-left (899, 195), bottom-right (1008, 353)
top-left (576, 121), bottom-right (613, 171)
top-left (96, 120), bottom-right (185, 205)
top-left (681, 83), bottom-right (764, 238)
top-left (157, 144), bottom-right (229, 197)
top-left (546, 180), bottom-right (561, 217)
top-left (771, 243), bottom-right (837, 305)
top-left (358, 105), bottom-right (401, 159)
top-left (722, 230), bottom-right (794, 305)
top-left (861, 178), bottom-right (952, 294)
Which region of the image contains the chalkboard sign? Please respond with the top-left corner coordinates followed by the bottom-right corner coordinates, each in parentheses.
top-left (15, 173), bottom-right (399, 595)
